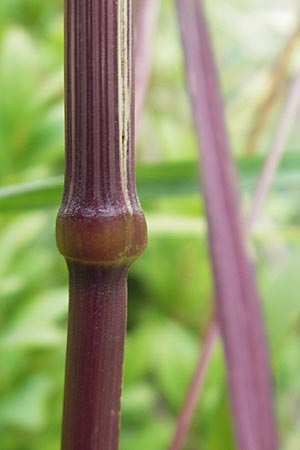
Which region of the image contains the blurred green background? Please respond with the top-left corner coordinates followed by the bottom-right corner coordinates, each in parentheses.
top-left (0, 1), bottom-right (300, 449)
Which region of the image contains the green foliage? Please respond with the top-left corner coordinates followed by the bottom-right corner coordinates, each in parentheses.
top-left (1, 154), bottom-right (300, 211)
top-left (0, 1), bottom-right (300, 450)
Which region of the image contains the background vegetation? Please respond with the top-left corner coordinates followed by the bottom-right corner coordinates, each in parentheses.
top-left (0, 1), bottom-right (300, 449)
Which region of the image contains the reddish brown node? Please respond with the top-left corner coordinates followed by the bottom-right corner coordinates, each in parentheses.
top-left (56, 210), bottom-right (147, 265)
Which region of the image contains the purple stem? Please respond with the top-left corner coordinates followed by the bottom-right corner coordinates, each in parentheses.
top-left (175, 1), bottom-right (278, 450)
top-left (57, 2), bottom-right (147, 449)
top-left (61, 263), bottom-right (129, 450)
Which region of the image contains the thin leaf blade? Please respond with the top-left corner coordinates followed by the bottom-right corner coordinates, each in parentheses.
top-left (175, 1), bottom-right (278, 449)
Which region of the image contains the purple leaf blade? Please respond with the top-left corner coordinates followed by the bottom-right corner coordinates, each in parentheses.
top-left (168, 72), bottom-right (300, 450)
top-left (175, 1), bottom-right (278, 449)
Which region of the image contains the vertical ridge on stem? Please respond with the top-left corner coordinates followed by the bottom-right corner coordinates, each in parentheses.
top-left (59, 0), bottom-right (141, 215)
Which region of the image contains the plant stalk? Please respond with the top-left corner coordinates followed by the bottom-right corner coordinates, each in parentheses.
top-left (56, 1), bottom-right (147, 449)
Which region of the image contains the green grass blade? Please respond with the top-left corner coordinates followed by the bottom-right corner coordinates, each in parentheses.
top-left (0, 155), bottom-right (299, 212)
